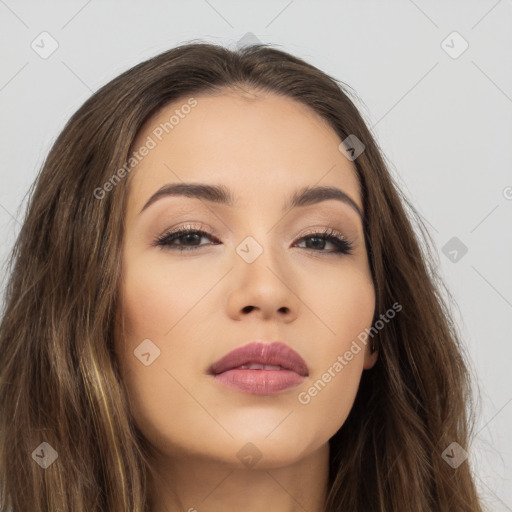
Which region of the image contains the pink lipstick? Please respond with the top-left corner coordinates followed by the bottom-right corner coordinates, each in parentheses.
top-left (208, 341), bottom-right (309, 395)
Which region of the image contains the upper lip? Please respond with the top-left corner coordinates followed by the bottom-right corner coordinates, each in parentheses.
top-left (208, 341), bottom-right (309, 377)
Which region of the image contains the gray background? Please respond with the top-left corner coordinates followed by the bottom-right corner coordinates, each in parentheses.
top-left (0, 1), bottom-right (511, 510)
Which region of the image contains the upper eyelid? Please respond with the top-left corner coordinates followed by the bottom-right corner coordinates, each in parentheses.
top-left (156, 225), bottom-right (357, 250)
top-left (158, 223), bottom-right (350, 238)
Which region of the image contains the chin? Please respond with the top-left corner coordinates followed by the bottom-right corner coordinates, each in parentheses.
top-left (211, 430), bottom-right (324, 468)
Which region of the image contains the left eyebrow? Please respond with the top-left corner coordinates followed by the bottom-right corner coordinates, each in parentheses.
top-left (138, 182), bottom-right (363, 219)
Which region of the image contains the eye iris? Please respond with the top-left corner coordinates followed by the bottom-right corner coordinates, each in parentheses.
top-left (306, 236), bottom-right (325, 250)
top-left (179, 233), bottom-right (201, 246)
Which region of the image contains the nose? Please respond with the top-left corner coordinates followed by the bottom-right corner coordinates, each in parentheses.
top-left (225, 243), bottom-right (300, 323)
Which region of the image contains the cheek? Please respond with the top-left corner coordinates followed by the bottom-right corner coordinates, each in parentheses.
top-left (114, 260), bottom-right (212, 451)
top-left (113, 257), bottom-right (203, 403)
top-left (118, 256), bottom-right (210, 343)
top-left (301, 268), bottom-right (374, 409)
top-left (305, 262), bottom-right (375, 346)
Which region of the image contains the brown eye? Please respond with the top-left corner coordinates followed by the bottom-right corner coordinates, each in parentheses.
top-left (153, 225), bottom-right (354, 256)
top-left (155, 227), bottom-right (219, 251)
top-left (294, 228), bottom-right (354, 255)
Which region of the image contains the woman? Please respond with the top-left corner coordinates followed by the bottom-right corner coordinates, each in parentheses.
top-left (0, 41), bottom-right (483, 511)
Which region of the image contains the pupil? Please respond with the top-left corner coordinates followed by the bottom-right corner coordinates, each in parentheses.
top-left (182, 234), bottom-right (199, 245)
top-left (307, 237), bottom-right (324, 249)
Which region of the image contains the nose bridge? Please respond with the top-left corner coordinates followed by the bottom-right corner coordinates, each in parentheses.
top-left (229, 191), bottom-right (297, 276)
top-left (235, 230), bottom-right (281, 278)
top-left (233, 206), bottom-right (286, 271)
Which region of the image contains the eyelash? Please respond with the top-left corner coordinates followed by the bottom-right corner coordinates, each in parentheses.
top-left (153, 224), bottom-right (354, 256)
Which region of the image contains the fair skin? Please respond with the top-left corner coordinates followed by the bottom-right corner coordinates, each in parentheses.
top-left (114, 88), bottom-right (378, 512)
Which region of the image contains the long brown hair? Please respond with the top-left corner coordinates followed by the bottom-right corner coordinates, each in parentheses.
top-left (0, 40), bottom-right (484, 511)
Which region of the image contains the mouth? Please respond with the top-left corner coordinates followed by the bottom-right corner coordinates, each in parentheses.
top-left (208, 341), bottom-right (309, 395)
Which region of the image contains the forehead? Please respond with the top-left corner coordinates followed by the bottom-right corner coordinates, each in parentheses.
top-left (126, 91), bottom-right (362, 215)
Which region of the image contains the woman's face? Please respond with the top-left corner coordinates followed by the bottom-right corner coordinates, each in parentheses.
top-left (115, 89), bottom-right (377, 468)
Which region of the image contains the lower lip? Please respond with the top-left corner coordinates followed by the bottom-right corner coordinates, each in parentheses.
top-left (212, 369), bottom-right (306, 395)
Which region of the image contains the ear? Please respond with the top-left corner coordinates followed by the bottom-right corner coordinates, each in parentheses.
top-left (362, 341), bottom-right (378, 370)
